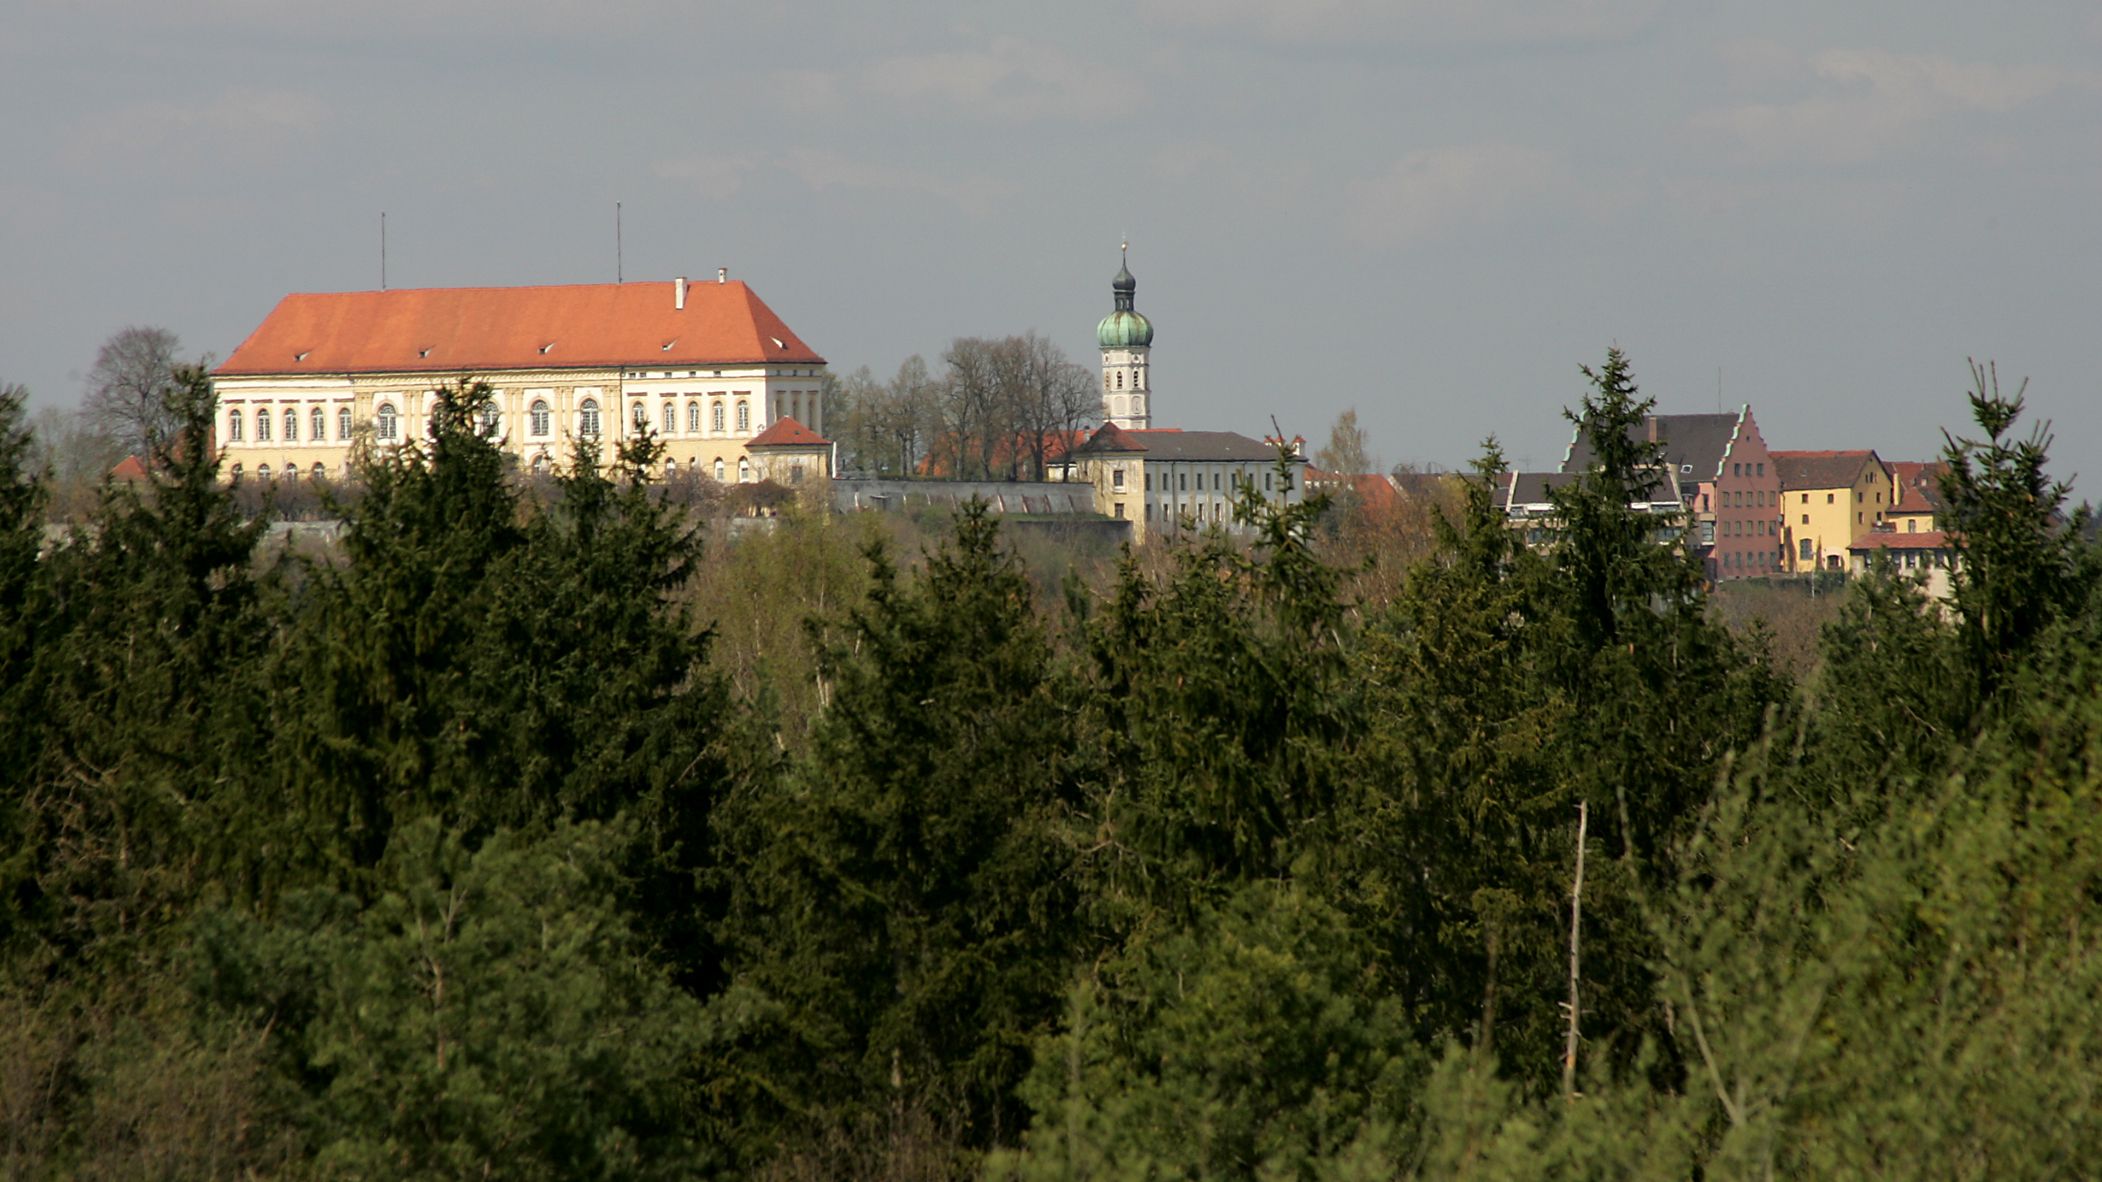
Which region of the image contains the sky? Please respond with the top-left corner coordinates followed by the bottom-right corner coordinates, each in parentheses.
top-left (5, 1), bottom-right (2100, 487)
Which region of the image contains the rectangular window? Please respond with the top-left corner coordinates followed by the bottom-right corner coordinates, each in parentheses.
top-left (1179, 472), bottom-right (1187, 491)
top-left (1113, 469), bottom-right (1125, 490)
top-left (1113, 502), bottom-right (1125, 520)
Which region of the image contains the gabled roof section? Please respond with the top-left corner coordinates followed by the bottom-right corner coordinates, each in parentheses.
top-left (1849, 529), bottom-right (1954, 552)
top-left (215, 279), bottom-right (824, 376)
top-left (1561, 409), bottom-right (1746, 481)
top-left (1124, 429), bottom-right (1287, 463)
top-left (1888, 461), bottom-right (1949, 513)
top-left (1771, 449), bottom-right (1884, 491)
top-left (747, 416), bottom-right (829, 448)
top-left (1072, 421), bottom-right (1150, 455)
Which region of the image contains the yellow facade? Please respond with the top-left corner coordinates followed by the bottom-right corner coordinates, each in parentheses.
top-left (1779, 455), bottom-right (1894, 574)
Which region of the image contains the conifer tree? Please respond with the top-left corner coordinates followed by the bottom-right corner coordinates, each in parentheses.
top-left (713, 505), bottom-right (1080, 1168)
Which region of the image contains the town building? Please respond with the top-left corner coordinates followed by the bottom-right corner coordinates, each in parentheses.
top-left (1772, 450), bottom-right (1894, 573)
top-left (211, 274), bottom-right (831, 484)
top-left (1848, 530), bottom-right (1959, 599)
top-left (1068, 423), bottom-right (1305, 543)
top-left (1884, 461), bottom-right (1949, 536)
top-left (1561, 406), bottom-right (1781, 580)
top-left (1495, 468), bottom-right (1688, 549)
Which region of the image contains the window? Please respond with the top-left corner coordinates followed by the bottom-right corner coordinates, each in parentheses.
top-left (1213, 472), bottom-right (1221, 491)
top-left (1757, 463), bottom-right (1764, 477)
top-left (1908, 519), bottom-right (1917, 533)
top-left (530, 399), bottom-right (551, 437)
top-left (257, 464), bottom-right (271, 480)
top-left (687, 401), bottom-right (701, 433)
top-left (311, 463), bottom-right (325, 481)
top-left (1801, 514), bottom-right (1809, 525)
top-left (531, 453), bottom-right (550, 474)
top-left (711, 401), bottom-right (725, 432)
top-left (1113, 469), bottom-right (1125, 490)
top-left (737, 457), bottom-right (751, 483)
top-left (789, 464), bottom-right (804, 485)
top-left (714, 458), bottom-right (726, 481)
top-left (1179, 472), bottom-right (1186, 491)
top-left (228, 409), bottom-right (244, 442)
top-left (1113, 501), bottom-right (1125, 519)
top-left (478, 400), bottom-right (499, 437)
top-left (1826, 493), bottom-right (1834, 504)
top-left (632, 402), bottom-right (648, 431)
top-left (1801, 492), bottom-right (1808, 503)
top-left (338, 407), bottom-right (352, 440)
top-left (579, 398), bottom-right (601, 437)
top-left (230, 463), bottom-right (243, 482)
top-left (1855, 489), bottom-right (1863, 502)
top-left (376, 403), bottom-right (397, 441)
top-left (283, 409), bottom-right (297, 442)
top-left (311, 407), bottom-right (325, 442)
top-left (257, 410), bottom-right (273, 442)
top-left (735, 400), bottom-right (750, 432)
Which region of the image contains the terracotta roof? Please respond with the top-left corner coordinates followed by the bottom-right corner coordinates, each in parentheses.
top-left (1849, 529), bottom-right (1953, 551)
top-left (1073, 422), bottom-right (1148, 454)
top-left (1888, 461), bottom-right (1948, 513)
top-left (110, 454), bottom-right (150, 482)
top-left (747, 416), bottom-right (829, 448)
top-left (215, 279), bottom-right (824, 376)
top-left (1771, 449), bottom-right (1884, 491)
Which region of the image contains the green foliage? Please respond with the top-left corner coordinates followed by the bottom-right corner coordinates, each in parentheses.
top-left (992, 882), bottom-right (1424, 1182)
top-left (713, 505), bottom-right (1081, 1166)
top-left (192, 817), bottom-right (711, 1179)
top-left (1939, 359), bottom-right (2095, 702)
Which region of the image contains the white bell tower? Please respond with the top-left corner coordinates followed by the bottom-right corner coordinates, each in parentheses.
top-left (1096, 241), bottom-right (1155, 430)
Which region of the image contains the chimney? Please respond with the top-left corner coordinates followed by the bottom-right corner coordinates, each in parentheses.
top-left (674, 276), bottom-right (687, 310)
top-left (1646, 416), bottom-right (1659, 443)
top-left (718, 267), bottom-right (727, 284)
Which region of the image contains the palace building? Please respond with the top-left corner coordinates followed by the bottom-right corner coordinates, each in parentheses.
top-left (211, 274), bottom-right (830, 484)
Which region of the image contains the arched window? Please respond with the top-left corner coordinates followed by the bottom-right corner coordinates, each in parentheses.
top-left (738, 457), bottom-right (751, 483)
top-left (282, 409), bottom-right (297, 442)
top-left (376, 403), bottom-right (398, 441)
top-left (1116, 372), bottom-right (1123, 389)
top-left (227, 409), bottom-right (244, 442)
top-left (735, 400), bottom-right (749, 432)
top-left (663, 459), bottom-right (677, 480)
top-left (687, 401), bottom-right (701, 433)
top-left (529, 399), bottom-right (550, 437)
top-left (478, 399), bottom-right (499, 437)
top-left (256, 411), bottom-right (272, 442)
top-left (579, 398), bottom-right (601, 437)
top-left (713, 458), bottom-right (726, 481)
top-left (311, 406), bottom-right (325, 442)
top-left (632, 402), bottom-right (648, 431)
top-left (256, 463), bottom-right (271, 481)
top-left (283, 465), bottom-right (298, 484)
top-left (311, 463), bottom-right (325, 482)
top-left (662, 401), bottom-right (676, 434)
top-left (711, 401), bottom-right (725, 433)
top-left (338, 407), bottom-right (352, 440)
top-left (230, 463), bottom-right (243, 482)
top-left (531, 453), bottom-right (550, 475)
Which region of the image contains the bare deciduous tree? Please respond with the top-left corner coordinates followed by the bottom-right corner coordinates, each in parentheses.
top-left (83, 326), bottom-right (185, 458)
top-left (1315, 406), bottom-right (1373, 477)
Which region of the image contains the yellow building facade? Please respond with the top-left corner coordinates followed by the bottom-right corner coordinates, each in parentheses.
top-left (212, 276), bottom-right (829, 484)
top-left (1774, 450), bottom-right (1893, 573)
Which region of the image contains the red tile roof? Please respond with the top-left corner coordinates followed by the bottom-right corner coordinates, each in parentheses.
top-left (747, 416), bottom-right (829, 448)
top-left (214, 279), bottom-right (824, 376)
top-left (1888, 461), bottom-right (1948, 513)
top-left (1849, 530), bottom-right (1953, 551)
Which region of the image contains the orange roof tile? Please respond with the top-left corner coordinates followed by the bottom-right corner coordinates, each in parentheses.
top-left (214, 279), bottom-right (824, 376)
top-left (747, 416), bottom-right (829, 448)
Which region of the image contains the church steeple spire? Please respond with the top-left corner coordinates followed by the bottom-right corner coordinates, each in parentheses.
top-left (1097, 240), bottom-right (1154, 430)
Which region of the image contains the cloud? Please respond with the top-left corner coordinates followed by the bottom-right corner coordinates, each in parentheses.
top-left (653, 149), bottom-right (1019, 216)
top-left (785, 36), bottom-right (1145, 123)
top-left (1137, 0), bottom-right (1663, 49)
top-left (1692, 49), bottom-right (2095, 163)
top-left (1343, 143), bottom-right (1562, 249)
top-left (63, 88), bottom-right (325, 171)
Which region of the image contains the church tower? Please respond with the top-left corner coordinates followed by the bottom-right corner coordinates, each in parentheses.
top-left (1096, 242), bottom-right (1155, 429)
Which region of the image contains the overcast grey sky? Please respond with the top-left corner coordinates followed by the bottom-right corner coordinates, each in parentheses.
top-left (6, 2), bottom-right (2099, 484)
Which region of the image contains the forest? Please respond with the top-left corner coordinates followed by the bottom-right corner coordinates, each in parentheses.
top-left (2, 348), bottom-right (2098, 1180)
